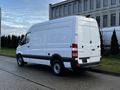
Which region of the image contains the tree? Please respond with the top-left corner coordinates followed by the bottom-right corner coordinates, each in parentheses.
top-left (100, 31), bottom-right (104, 55)
top-left (1, 36), bottom-right (5, 48)
top-left (110, 30), bottom-right (119, 55)
top-left (1, 35), bottom-right (25, 49)
top-left (17, 36), bottom-right (21, 47)
top-left (7, 35), bottom-right (11, 48)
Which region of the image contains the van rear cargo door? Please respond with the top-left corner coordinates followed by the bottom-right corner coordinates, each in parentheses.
top-left (78, 21), bottom-right (100, 58)
top-left (78, 25), bottom-right (92, 58)
top-left (90, 25), bottom-right (100, 57)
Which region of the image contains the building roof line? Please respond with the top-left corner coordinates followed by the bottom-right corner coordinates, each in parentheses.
top-left (50, 0), bottom-right (76, 7)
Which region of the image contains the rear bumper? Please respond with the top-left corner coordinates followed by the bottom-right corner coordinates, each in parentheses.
top-left (79, 62), bottom-right (100, 68)
top-left (71, 59), bottom-right (101, 69)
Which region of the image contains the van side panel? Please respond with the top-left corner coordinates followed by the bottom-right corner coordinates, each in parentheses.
top-left (25, 17), bottom-right (76, 68)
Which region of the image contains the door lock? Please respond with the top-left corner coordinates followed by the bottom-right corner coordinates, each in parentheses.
top-left (90, 41), bottom-right (92, 44)
top-left (92, 49), bottom-right (95, 51)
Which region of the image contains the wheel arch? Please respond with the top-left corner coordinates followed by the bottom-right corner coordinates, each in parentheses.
top-left (16, 53), bottom-right (22, 58)
top-left (50, 54), bottom-right (63, 65)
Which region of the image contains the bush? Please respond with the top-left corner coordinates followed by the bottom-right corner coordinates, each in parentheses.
top-left (110, 30), bottom-right (119, 55)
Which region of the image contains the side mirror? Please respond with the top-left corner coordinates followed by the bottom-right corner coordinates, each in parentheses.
top-left (19, 41), bottom-right (23, 46)
top-left (19, 40), bottom-right (25, 46)
top-left (18, 40), bottom-right (21, 45)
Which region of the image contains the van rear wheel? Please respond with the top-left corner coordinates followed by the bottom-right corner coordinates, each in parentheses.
top-left (17, 55), bottom-right (25, 67)
top-left (51, 60), bottom-right (64, 76)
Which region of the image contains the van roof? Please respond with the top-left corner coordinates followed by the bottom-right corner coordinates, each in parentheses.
top-left (28, 15), bottom-right (96, 32)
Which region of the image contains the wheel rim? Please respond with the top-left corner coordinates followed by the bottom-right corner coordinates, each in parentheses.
top-left (17, 57), bottom-right (22, 65)
top-left (53, 63), bottom-right (61, 74)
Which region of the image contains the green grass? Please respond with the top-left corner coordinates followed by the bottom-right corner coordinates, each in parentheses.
top-left (0, 48), bottom-right (16, 58)
top-left (0, 48), bottom-right (120, 73)
top-left (97, 54), bottom-right (120, 73)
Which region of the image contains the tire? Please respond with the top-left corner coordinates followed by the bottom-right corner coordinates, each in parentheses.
top-left (51, 59), bottom-right (64, 76)
top-left (17, 55), bottom-right (25, 67)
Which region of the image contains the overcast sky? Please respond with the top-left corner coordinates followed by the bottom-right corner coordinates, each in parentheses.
top-left (0, 0), bottom-right (64, 35)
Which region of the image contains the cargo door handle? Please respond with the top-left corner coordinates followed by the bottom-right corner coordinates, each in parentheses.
top-left (82, 46), bottom-right (84, 48)
top-left (92, 49), bottom-right (95, 51)
top-left (48, 53), bottom-right (50, 56)
top-left (27, 46), bottom-right (30, 48)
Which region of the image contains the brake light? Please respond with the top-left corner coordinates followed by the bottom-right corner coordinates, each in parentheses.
top-left (71, 43), bottom-right (78, 59)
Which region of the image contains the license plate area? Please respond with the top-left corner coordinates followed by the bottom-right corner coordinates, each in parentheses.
top-left (82, 58), bottom-right (87, 63)
top-left (79, 57), bottom-right (90, 64)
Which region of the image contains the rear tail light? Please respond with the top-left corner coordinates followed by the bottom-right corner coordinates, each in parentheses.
top-left (71, 43), bottom-right (78, 59)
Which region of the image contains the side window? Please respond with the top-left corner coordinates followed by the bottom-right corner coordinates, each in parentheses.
top-left (26, 33), bottom-right (31, 44)
top-left (20, 32), bottom-right (31, 46)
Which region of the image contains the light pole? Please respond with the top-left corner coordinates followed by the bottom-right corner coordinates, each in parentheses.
top-left (0, 8), bottom-right (1, 49)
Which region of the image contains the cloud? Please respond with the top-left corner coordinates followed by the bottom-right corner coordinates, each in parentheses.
top-left (1, 24), bottom-right (27, 36)
top-left (1, 0), bottom-right (64, 35)
top-left (2, 21), bottom-right (25, 28)
top-left (1, 11), bottom-right (48, 35)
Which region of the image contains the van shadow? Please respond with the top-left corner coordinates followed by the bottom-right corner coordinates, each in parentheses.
top-left (22, 64), bottom-right (96, 79)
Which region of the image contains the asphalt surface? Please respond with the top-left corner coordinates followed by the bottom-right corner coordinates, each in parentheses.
top-left (0, 56), bottom-right (120, 90)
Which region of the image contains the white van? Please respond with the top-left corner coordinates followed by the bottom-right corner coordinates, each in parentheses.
top-left (16, 16), bottom-right (101, 75)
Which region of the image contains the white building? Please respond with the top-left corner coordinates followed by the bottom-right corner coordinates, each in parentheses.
top-left (49, 0), bottom-right (120, 47)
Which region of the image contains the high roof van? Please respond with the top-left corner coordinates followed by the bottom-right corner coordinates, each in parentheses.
top-left (16, 16), bottom-right (101, 75)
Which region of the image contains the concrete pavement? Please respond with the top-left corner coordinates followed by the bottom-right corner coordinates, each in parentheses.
top-left (0, 56), bottom-right (120, 90)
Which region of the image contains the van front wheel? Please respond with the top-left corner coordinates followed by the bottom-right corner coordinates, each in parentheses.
top-left (51, 60), bottom-right (64, 76)
top-left (17, 55), bottom-right (25, 67)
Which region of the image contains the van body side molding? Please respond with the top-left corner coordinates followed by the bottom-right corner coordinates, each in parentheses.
top-left (22, 54), bottom-right (51, 60)
top-left (21, 54), bottom-right (71, 62)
